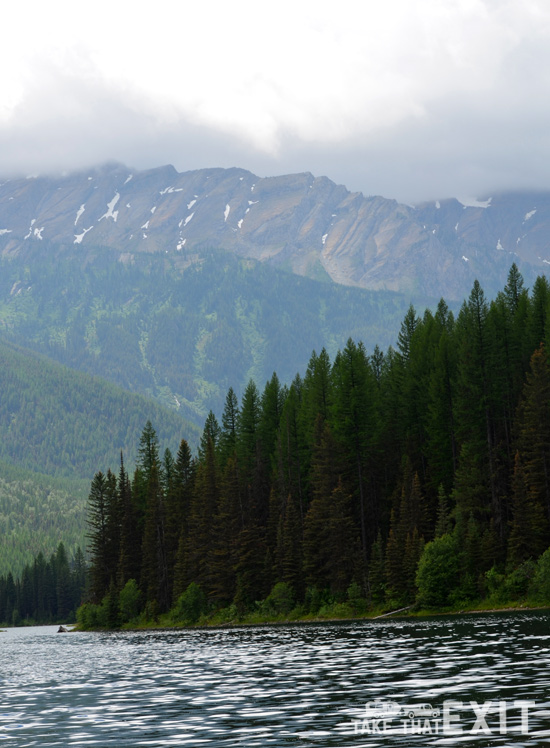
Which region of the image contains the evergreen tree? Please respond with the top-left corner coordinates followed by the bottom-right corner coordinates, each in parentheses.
top-left (331, 338), bottom-right (377, 562)
top-left (219, 387), bottom-right (240, 465)
top-left (515, 345), bottom-right (550, 535)
top-left (86, 472), bottom-right (112, 603)
top-left (117, 453), bottom-right (141, 588)
top-left (140, 460), bottom-right (169, 611)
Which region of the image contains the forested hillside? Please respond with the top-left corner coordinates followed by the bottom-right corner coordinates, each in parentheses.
top-left (0, 339), bottom-right (198, 578)
top-left (0, 338), bottom-right (198, 478)
top-left (79, 265), bottom-right (550, 626)
top-left (0, 245), bottom-right (427, 421)
top-left (0, 465), bottom-right (87, 578)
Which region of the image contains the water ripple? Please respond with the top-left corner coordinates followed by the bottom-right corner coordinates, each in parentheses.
top-left (0, 613), bottom-right (548, 746)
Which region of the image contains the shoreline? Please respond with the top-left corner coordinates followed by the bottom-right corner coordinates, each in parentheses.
top-left (91, 601), bottom-right (550, 634)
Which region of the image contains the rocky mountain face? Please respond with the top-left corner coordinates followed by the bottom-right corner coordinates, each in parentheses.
top-left (0, 162), bottom-right (547, 300)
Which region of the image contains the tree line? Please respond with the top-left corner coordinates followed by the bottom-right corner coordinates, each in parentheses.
top-left (0, 543), bottom-right (86, 625)
top-left (81, 265), bottom-right (550, 625)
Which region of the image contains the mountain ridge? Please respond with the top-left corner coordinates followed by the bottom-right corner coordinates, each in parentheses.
top-left (0, 163), bottom-right (547, 300)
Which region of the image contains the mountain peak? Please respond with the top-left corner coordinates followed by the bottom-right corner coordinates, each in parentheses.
top-left (0, 163), bottom-right (547, 300)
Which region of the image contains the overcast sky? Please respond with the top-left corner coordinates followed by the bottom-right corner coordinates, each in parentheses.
top-left (2, 0), bottom-right (550, 203)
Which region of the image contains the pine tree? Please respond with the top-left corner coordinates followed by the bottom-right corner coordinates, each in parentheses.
top-left (325, 481), bottom-right (360, 598)
top-left (367, 531), bottom-right (385, 604)
top-left (507, 451), bottom-right (548, 565)
top-left (164, 439), bottom-right (195, 602)
top-left (280, 493), bottom-right (303, 596)
top-left (434, 484), bottom-right (452, 537)
top-left (86, 471), bottom-right (112, 603)
top-left (54, 542), bottom-right (72, 620)
top-left (281, 380), bottom-right (305, 508)
top-left (187, 435), bottom-right (219, 590)
top-left (219, 387), bottom-right (240, 465)
top-left (302, 419), bottom-right (340, 590)
top-left (140, 460), bottom-right (169, 611)
top-left (117, 453), bottom-right (141, 589)
top-left (199, 411), bottom-right (221, 460)
top-left (514, 346), bottom-right (550, 542)
top-left (206, 455), bottom-right (240, 606)
top-left (331, 338), bottom-right (377, 562)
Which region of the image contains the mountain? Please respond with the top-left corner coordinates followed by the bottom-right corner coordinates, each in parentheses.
top-left (0, 246), bottom-right (416, 422)
top-left (0, 162), bottom-right (547, 300)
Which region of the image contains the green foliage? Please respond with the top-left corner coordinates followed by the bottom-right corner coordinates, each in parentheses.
top-left (503, 560), bottom-right (536, 601)
top-left (529, 548), bottom-right (550, 603)
top-left (76, 602), bottom-right (100, 629)
top-left (118, 579), bottom-right (142, 623)
top-left (346, 582), bottom-right (367, 614)
top-left (171, 582), bottom-right (207, 624)
top-left (416, 534), bottom-right (460, 607)
top-left (484, 566), bottom-right (506, 602)
top-left (260, 582), bottom-right (295, 616)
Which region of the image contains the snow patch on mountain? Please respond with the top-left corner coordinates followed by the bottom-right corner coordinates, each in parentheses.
top-left (74, 226), bottom-right (93, 244)
top-left (99, 193), bottom-right (120, 222)
top-left (75, 204), bottom-right (85, 226)
top-left (24, 219), bottom-right (36, 239)
top-left (160, 185), bottom-right (184, 195)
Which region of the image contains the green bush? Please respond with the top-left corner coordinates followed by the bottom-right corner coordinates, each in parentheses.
top-left (119, 579), bottom-right (142, 623)
top-left (504, 560), bottom-right (536, 601)
top-left (171, 582), bottom-right (207, 624)
top-left (485, 566), bottom-right (506, 602)
top-left (416, 534), bottom-right (460, 607)
top-left (304, 586), bottom-right (330, 614)
top-left (260, 582), bottom-right (295, 617)
top-left (347, 582), bottom-right (367, 614)
top-left (76, 602), bottom-right (101, 629)
top-left (529, 548), bottom-right (550, 602)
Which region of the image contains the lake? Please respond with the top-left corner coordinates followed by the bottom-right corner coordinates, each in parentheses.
top-left (0, 611), bottom-right (549, 746)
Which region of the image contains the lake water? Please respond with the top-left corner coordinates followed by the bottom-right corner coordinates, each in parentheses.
top-left (0, 611), bottom-right (549, 746)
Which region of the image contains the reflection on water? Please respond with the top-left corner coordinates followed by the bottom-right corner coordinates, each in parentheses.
top-left (0, 612), bottom-right (548, 746)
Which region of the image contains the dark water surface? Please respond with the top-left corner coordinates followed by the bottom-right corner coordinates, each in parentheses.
top-left (0, 611), bottom-right (549, 746)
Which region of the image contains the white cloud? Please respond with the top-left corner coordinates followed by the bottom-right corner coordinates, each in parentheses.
top-left (1, 0), bottom-right (550, 200)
